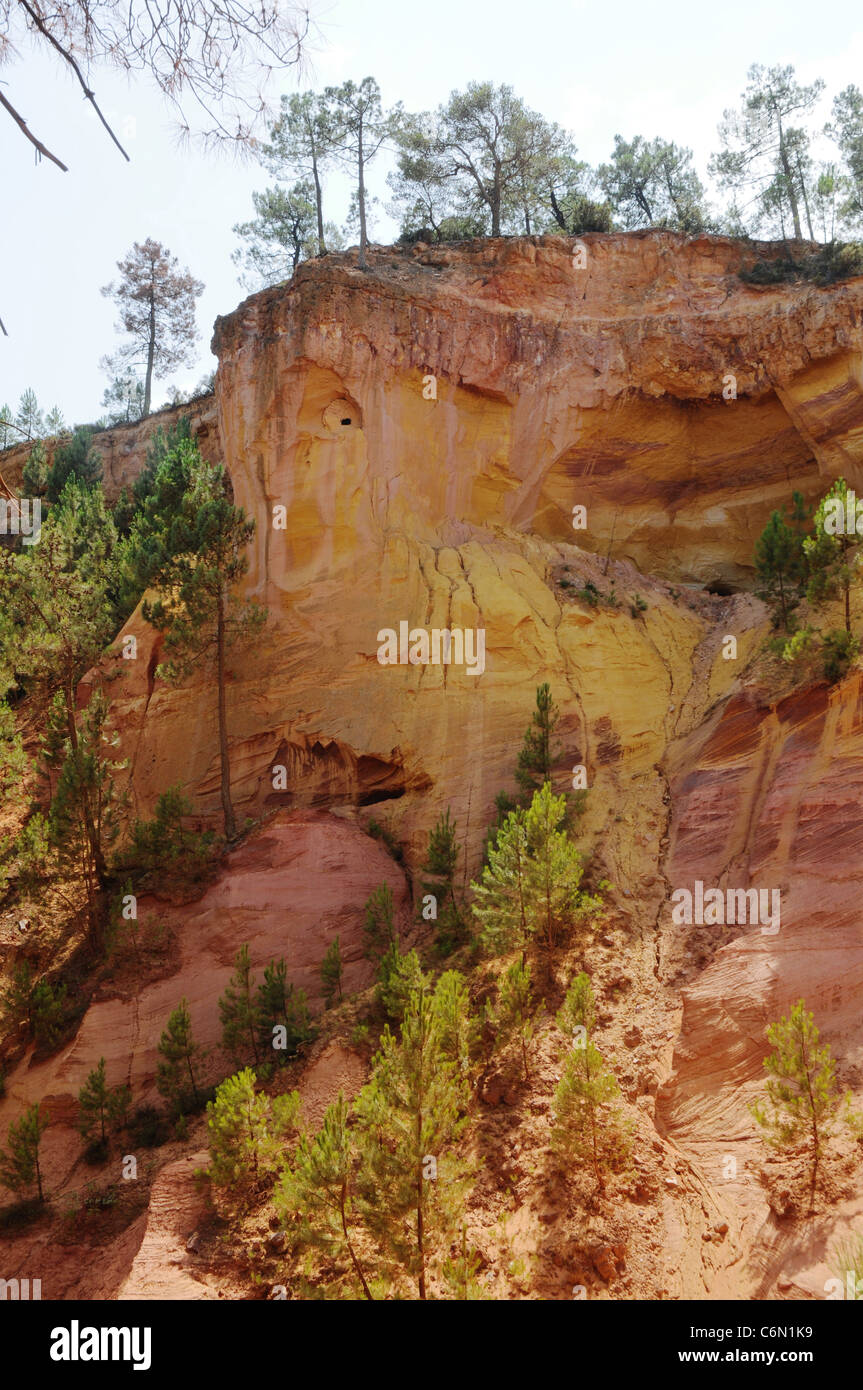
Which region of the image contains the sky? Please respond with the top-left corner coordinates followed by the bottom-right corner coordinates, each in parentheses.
top-left (3, 0), bottom-right (863, 424)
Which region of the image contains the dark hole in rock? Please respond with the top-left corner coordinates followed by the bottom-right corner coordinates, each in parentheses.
top-left (703, 581), bottom-right (741, 597)
top-left (341, 417), bottom-right (352, 426)
top-left (358, 787), bottom-right (406, 806)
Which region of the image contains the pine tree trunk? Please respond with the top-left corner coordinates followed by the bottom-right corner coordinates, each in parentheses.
top-left (491, 164), bottom-right (501, 236)
top-left (312, 149), bottom-right (326, 255)
top-left (340, 1182), bottom-right (374, 1299)
top-left (417, 1163), bottom-right (426, 1299)
top-left (357, 119), bottom-right (368, 270)
top-left (143, 287), bottom-right (156, 417)
top-left (799, 165), bottom-right (814, 241)
top-left (778, 122), bottom-right (803, 240)
top-left (35, 1151), bottom-right (43, 1202)
top-left (63, 685), bottom-right (107, 884)
top-left (185, 1051), bottom-right (199, 1106)
top-left (216, 586), bottom-right (237, 841)
top-left (63, 683), bottom-right (107, 954)
top-left (549, 184), bottom-right (567, 231)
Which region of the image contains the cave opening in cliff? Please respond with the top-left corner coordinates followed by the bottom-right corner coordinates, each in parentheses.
top-left (703, 580), bottom-right (743, 597)
top-left (358, 787), bottom-right (406, 806)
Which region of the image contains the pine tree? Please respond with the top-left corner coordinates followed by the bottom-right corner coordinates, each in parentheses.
top-left (524, 782), bottom-right (604, 957)
top-left (77, 1057), bottom-right (130, 1147)
top-left (22, 440), bottom-right (48, 497)
top-left (2, 961), bottom-right (68, 1050)
top-left (362, 883), bottom-right (397, 964)
top-left (471, 805), bottom-right (531, 957)
top-left (124, 440), bottom-right (265, 840)
top-left (262, 90), bottom-right (341, 256)
top-left (552, 1039), bottom-right (631, 1193)
top-left (320, 936), bottom-right (344, 1007)
top-left (516, 683), bottom-right (559, 799)
top-left (0, 404), bottom-right (13, 449)
top-left (43, 688), bottom-right (126, 952)
top-left (492, 958), bottom-right (543, 1081)
top-left (375, 944), bottom-right (427, 1023)
top-left (420, 808), bottom-right (466, 953)
top-left (0, 478), bottom-right (125, 947)
top-left (232, 182), bottom-right (336, 290)
top-left (256, 958), bottom-right (313, 1063)
top-left (0, 1103), bottom-right (49, 1201)
top-left (556, 971), bottom-right (596, 1042)
top-left (710, 64), bottom-right (825, 240)
top-left (1, 960), bottom-right (35, 1030)
top-left (474, 785), bottom-right (603, 960)
top-left (274, 1090), bottom-right (375, 1299)
top-left (206, 1067), bottom-right (300, 1214)
top-left (750, 999), bottom-right (844, 1210)
top-left (44, 406), bottom-right (66, 437)
top-left (322, 78), bottom-right (391, 269)
top-left (597, 135), bottom-right (708, 231)
top-left (432, 970), bottom-right (479, 1077)
top-left (804, 478), bottom-right (863, 636)
top-left (45, 428), bottom-right (102, 503)
top-left (156, 998), bottom-right (205, 1113)
top-left (100, 239), bottom-right (204, 417)
top-left (101, 376), bottom-right (146, 426)
top-left (0, 699), bottom-right (25, 795)
top-left (354, 986), bottom-right (475, 1299)
top-left (14, 388), bottom-right (44, 441)
top-left (755, 504), bottom-right (807, 631)
top-left (219, 943), bottom-right (260, 1064)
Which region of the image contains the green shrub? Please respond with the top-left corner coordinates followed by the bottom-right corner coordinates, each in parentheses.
top-left (575, 580), bottom-right (601, 607)
top-left (117, 786), bottom-right (216, 883)
top-left (375, 945), bottom-right (427, 1022)
top-left (128, 1105), bottom-right (169, 1149)
top-left (366, 817), bottom-right (404, 862)
top-left (741, 242), bottom-right (863, 288)
top-left (823, 628), bottom-right (859, 683)
top-left (45, 427), bottom-right (101, 502)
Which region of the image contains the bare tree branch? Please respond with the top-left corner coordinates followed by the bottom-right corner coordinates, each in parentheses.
top-left (2, 1), bottom-right (313, 153)
top-left (18, 0), bottom-right (131, 161)
top-left (0, 86), bottom-right (69, 170)
top-left (0, 315), bottom-right (8, 336)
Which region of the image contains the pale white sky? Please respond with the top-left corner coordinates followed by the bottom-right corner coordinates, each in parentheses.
top-left (2, 0), bottom-right (863, 422)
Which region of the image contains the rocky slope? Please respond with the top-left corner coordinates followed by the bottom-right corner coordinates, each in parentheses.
top-left (1, 231), bottom-right (863, 1300)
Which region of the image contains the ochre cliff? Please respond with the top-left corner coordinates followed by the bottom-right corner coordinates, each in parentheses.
top-left (2, 231), bottom-right (863, 1300)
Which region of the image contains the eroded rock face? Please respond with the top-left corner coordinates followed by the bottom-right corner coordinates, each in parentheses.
top-left (658, 674), bottom-right (863, 1181)
top-left (0, 812), bottom-right (410, 1195)
top-left (5, 234), bottom-right (863, 1300)
top-left (213, 231), bottom-right (863, 590)
top-left (96, 235), bottom-right (863, 858)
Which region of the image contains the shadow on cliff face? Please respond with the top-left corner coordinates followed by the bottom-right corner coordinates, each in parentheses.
top-left (263, 737), bottom-right (432, 811)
